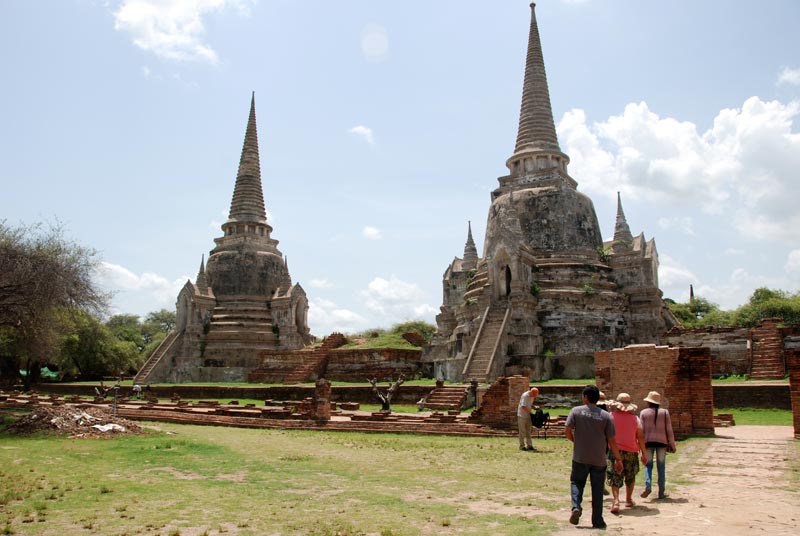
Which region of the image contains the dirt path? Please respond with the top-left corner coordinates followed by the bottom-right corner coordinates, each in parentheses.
top-left (552, 426), bottom-right (799, 535)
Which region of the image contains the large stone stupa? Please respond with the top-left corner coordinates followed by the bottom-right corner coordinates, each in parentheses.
top-left (423, 3), bottom-right (676, 382)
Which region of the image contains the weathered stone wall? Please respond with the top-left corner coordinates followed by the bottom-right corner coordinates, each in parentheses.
top-left (663, 326), bottom-right (749, 377)
top-left (324, 348), bottom-right (423, 382)
top-left (595, 344), bottom-right (714, 438)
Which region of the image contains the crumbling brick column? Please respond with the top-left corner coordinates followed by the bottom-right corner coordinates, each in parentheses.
top-left (467, 375), bottom-right (530, 428)
top-left (595, 344), bottom-right (713, 439)
top-left (787, 348), bottom-right (800, 439)
top-left (315, 378), bottom-right (331, 422)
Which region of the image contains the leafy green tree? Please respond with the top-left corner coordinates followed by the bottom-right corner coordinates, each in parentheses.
top-left (58, 310), bottom-right (115, 379)
top-left (145, 309), bottom-right (176, 333)
top-left (0, 221), bottom-right (108, 389)
top-left (733, 288), bottom-right (800, 327)
top-left (106, 314), bottom-right (146, 352)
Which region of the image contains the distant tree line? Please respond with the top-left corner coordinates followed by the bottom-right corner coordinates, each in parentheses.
top-left (0, 220), bottom-right (175, 389)
top-left (666, 287), bottom-right (800, 329)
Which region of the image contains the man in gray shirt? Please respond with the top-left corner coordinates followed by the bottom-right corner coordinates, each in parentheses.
top-left (565, 385), bottom-right (623, 529)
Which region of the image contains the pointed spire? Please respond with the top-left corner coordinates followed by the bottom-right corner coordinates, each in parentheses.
top-left (228, 92), bottom-right (267, 223)
top-left (196, 254), bottom-right (208, 293)
top-left (613, 192), bottom-right (633, 247)
top-left (514, 3), bottom-right (560, 155)
top-left (462, 221), bottom-right (478, 270)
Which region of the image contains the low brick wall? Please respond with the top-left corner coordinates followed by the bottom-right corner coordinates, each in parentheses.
top-left (27, 381), bottom-right (791, 411)
top-left (33, 383), bottom-right (435, 406)
top-left (324, 348), bottom-right (423, 381)
top-left (713, 383), bottom-right (791, 409)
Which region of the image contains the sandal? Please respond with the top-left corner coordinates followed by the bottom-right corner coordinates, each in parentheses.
top-left (625, 500), bottom-right (636, 507)
top-left (640, 488), bottom-right (651, 498)
top-left (610, 501), bottom-right (620, 514)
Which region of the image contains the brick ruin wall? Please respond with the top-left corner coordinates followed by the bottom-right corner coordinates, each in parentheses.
top-left (247, 347), bottom-right (422, 383)
top-left (665, 319), bottom-right (800, 379)
top-left (323, 348), bottom-right (423, 382)
top-left (468, 375), bottom-right (529, 429)
top-left (788, 347), bottom-right (800, 439)
top-left (595, 344), bottom-right (715, 439)
top-left (663, 326), bottom-right (749, 376)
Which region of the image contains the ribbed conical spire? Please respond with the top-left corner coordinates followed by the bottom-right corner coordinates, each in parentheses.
top-left (514, 3), bottom-right (560, 154)
top-left (196, 254), bottom-right (208, 293)
top-left (613, 192), bottom-right (633, 246)
top-left (463, 221), bottom-right (478, 270)
top-left (228, 92), bottom-right (267, 223)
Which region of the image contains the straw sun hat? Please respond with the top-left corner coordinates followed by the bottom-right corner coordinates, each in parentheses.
top-left (643, 391), bottom-right (662, 405)
top-left (614, 393), bottom-right (638, 412)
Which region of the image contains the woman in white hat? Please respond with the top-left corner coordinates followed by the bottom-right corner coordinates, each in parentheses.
top-left (639, 391), bottom-right (676, 499)
top-left (606, 393), bottom-right (648, 513)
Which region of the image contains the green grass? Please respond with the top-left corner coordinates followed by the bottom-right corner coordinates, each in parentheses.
top-left (714, 407), bottom-right (793, 426)
top-left (711, 375), bottom-right (788, 384)
top-left (340, 330), bottom-right (421, 350)
top-left (1, 407), bottom-right (797, 535)
top-left (0, 418), bottom-right (565, 536)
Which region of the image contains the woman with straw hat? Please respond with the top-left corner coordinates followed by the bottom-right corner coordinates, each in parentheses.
top-left (606, 393), bottom-right (648, 514)
top-left (639, 391), bottom-right (677, 499)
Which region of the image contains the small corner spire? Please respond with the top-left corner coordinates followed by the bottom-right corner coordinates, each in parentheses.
top-left (196, 254), bottom-right (208, 293)
top-left (613, 192), bottom-right (634, 248)
top-left (463, 221), bottom-right (479, 270)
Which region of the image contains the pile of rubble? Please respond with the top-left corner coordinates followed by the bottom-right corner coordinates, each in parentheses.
top-left (5, 404), bottom-right (143, 438)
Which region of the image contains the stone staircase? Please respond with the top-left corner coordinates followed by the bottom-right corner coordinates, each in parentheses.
top-left (282, 333), bottom-right (347, 384)
top-left (134, 331), bottom-right (179, 384)
top-left (462, 305), bottom-right (509, 382)
top-left (749, 319), bottom-right (786, 379)
top-left (419, 384), bottom-right (467, 411)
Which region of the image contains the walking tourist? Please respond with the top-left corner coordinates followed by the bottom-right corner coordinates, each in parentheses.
top-left (517, 386), bottom-right (539, 451)
top-left (565, 385), bottom-right (624, 529)
top-left (607, 393), bottom-right (647, 513)
top-left (639, 391), bottom-right (676, 499)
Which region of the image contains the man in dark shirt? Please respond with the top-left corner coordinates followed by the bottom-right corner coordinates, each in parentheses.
top-left (565, 385), bottom-right (623, 529)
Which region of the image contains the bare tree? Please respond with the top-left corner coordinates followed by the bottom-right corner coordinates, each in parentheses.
top-left (368, 375), bottom-right (405, 412)
top-left (0, 221), bottom-right (109, 389)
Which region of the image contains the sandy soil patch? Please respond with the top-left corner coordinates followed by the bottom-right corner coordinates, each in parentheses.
top-left (550, 426), bottom-right (799, 535)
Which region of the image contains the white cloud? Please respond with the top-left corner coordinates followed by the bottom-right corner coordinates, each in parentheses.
top-left (558, 97), bottom-right (800, 242)
top-left (362, 226), bottom-right (382, 240)
top-left (141, 65), bottom-right (152, 78)
top-left (725, 248), bottom-right (745, 256)
top-left (657, 216), bottom-right (695, 236)
top-left (657, 254), bottom-right (698, 302)
top-left (348, 125), bottom-right (375, 145)
top-left (307, 297), bottom-right (367, 335)
top-left (113, 0), bottom-right (254, 63)
top-left (95, 261), bottom-right (187, 316)
top-left (777, 67), bottom-right (800, 86)
top-left (309, 278), bottom-right (334, 289)
top-left (360, 23), bottom-right (389, 63)
top-left (786, 250), bottom-right (800, 274)
top-left (361, 276), bottom-right (437, 322)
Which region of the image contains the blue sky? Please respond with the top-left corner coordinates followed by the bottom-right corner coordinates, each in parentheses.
top-left (2, 0), bottom-right (799, 337)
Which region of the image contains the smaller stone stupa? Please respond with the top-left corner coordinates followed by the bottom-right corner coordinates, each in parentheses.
top-left (136, 94), bottom-right (312, 383)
